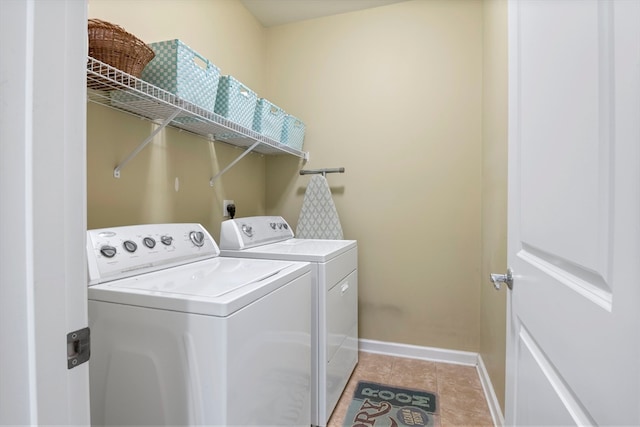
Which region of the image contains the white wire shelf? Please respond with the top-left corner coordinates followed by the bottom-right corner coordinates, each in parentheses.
top-left (86, 57), bottom-right (308, 180)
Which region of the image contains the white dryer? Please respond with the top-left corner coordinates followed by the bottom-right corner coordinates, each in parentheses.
top-left (219, 216), bottom-right (358, 427)
top-left (86, 223), bottom-right (312, 426)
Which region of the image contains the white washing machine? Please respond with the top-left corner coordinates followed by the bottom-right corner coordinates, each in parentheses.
top-left (219, 216), bottom-right (358, 427)
top-left (86, 223), bottom-right (312, 426)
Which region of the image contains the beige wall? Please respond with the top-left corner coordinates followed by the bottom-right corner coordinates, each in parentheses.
top-left (480, 0), bottom-right (508, 412)
top-left (86, 0), bottom-right (508, 409)
top-left (265, 0), bottom-right (484, 351)
top-left (87, 0), bottom-right (268, 240)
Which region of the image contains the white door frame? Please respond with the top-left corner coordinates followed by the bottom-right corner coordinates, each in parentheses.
top-left (0, 0), bottom-right (90, 424)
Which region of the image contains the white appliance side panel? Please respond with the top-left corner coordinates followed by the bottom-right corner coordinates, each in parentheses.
top-left (324, 247), bottom-right (358, 291)
top-left (324, 324), bottom-right (359, 423)
top-left (88, 272), bottom-right (312, 426)
top-left (309, 264), bottom-right (322, 425)
top-left (227, 273), bottom-right (312, 426)
top-left (326, 270), bottom-right (358, 363)
top-left (88, 301), bottom-right (224, 426)
top-left (316, 269), bottom-right (358, 426)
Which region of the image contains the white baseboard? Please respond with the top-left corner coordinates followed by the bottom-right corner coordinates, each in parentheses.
top-left (358, 339), bottom-right (504, 427)
top-left (359, 338), bottom-right (478, 366)
top-left (477, 354), bottom-right (505, 427)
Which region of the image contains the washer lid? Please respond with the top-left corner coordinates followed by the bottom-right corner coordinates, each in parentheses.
top-left (88, 257), bottom-right (310, 316)
top-left (110, 257), bottom-right (292, 297)
top-left (220, 238), bottom-right (357, 263)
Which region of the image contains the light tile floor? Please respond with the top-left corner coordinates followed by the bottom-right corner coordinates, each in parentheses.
top-left (328, 351), bottom-right (495, 427)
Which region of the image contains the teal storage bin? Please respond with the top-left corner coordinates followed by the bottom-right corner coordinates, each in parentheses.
top-left (253, 98), bottom-right (285, 141)
top-left (214, 76), bottom-right (258, 129)
top-left (141, 39), bottom-right (220, 112)
top-left (281, 115), bottom-right (306, 150)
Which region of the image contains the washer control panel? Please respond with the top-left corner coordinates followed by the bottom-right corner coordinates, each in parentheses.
top-left (220, 216), bottom-right (294, 250)
top-left (87, 223), bottom-right (219, 285)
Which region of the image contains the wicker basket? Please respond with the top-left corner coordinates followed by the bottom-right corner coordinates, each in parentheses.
top-left (88, 19), bottom-right (154, 78)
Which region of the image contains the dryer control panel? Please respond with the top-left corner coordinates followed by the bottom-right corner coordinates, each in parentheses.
top-left (220, 216), bottom-right (294, 250)
top-left (87, 223), bottom-right (219, 285)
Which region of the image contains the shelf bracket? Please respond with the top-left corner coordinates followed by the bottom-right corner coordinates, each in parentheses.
top-left (209, 140), bottom-right (262, 186)
top-left (113, 109), bottom-right (181, 178)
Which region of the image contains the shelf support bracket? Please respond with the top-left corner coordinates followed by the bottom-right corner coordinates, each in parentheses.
top-left (209, 140), bottom-right (262, 186)
top-left (113, 109), bottom-right (181, 178)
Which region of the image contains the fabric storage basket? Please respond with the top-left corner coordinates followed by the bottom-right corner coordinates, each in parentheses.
top-left (253, 98), bottom-right (285, 141)
top-left (214, 76), bottom-right (258, 129)
top-left (281, 115), bottom-right (306, 150)
top-left (141, 39), bottom-right (220, 112)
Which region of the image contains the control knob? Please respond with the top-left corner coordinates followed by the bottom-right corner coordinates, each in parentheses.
top-left (100, 245), bottom-right (116, 258)
top-left (143, 237), bottom-right (156, 249)
top-left (242, 224), bottom-right (253, 237)
top-left (160, 235), bottom-right (173, 246)
top-left (189, 231), bottom-right (205, 247)
top-left (123, 240), bottom-right (137, 253)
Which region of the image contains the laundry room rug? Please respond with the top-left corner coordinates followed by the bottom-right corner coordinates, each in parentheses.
top-left (342, 381), bottom-right (438, 427)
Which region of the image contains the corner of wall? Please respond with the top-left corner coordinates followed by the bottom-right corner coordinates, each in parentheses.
top-left (479, 0), bottom-right (509, 415)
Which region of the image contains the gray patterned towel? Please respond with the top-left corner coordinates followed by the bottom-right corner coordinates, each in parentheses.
top-left (296, 175), bottom-right (344, 240)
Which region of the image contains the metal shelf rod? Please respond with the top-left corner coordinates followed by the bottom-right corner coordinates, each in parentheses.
top-left (113, 109), bottom-right (181, 178)
top-left (209, 140), bottom-right (262, 186)
top-left (300, 167), bottom-right (345, 177)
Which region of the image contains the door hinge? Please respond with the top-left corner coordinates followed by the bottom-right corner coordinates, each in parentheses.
top-left (67, 327), bottom-right (90, 369)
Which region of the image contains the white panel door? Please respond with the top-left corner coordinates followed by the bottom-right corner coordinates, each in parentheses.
top-left (506, 1), bottom-right (640, 425)
top-left (0, 0), bottom-right (89, 424)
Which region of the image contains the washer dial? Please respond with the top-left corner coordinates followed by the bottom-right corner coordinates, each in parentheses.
top-left (143, 237), bottom-right (156, 248)
top-left (100, 245), bottom-right (116, 258)
top-left (123, 240), bottom-right (137, 253)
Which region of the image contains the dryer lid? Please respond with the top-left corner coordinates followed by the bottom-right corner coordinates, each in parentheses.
top-left (221, 238), bottom-right (356, 262)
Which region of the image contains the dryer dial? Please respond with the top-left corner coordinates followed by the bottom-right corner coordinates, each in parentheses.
top-left (242, 224), bottom-right (254, 237)
top-left (189, 231), bottom-right (205, 247)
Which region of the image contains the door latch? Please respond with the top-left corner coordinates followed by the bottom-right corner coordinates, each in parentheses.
top-left (67, 327), bottom-right (90, 369)
top-left (490, 268), bottom-right (514, 290)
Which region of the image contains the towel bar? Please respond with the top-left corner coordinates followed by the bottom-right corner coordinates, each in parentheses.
top-left (300, 167), bottom-right (345, 177)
